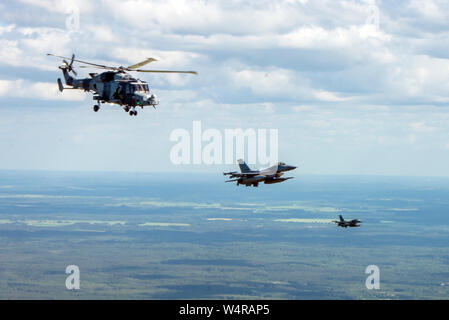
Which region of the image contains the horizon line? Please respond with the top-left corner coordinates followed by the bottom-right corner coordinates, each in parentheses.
top-left (1, 168), bottom-right (449, 179)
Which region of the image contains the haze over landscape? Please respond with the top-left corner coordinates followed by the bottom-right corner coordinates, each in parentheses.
top-left (1, 171), bottom-right (449, 299)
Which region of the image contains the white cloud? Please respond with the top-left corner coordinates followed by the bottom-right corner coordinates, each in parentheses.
top-left (408, 0), bottom-right (446, 20)
top-left (102, 0), bottom-right (309, 35)
top-left (0, 24), bottom-right (15, 35)
top-left (409, 122), bottom-right (436, 133)
top-left (279, 24), bottom-right (391, 49)
top-left (0, 25), bottom-right (73, 71)
top-left (1, 0), bottom-right (449, 175)
top-left (18, 0), bottom-right (94, 14)
top-left (313, 90), bottom-right (352, 102)
top-left (0, 79), bottom-right (86, 101)
top-left (230, 68), bottom-right (296, 96)
top-left (228, 66), bottom-right (354, 102)
top-left (113, 48), bottom-right (200, 67)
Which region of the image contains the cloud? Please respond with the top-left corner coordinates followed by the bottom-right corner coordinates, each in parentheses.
top-left (102, 0), bottom-right (309, 35)
top-left (228, 66), bottom-right (354, 102)
top-left (408, 0), bottom-right (446, 21)
top-left (0, 79), bottom-right (86, 101)
top-left (18, 0), bottom-right (94, 14)
top-left (409, 122), bottom-right (436, 133)
top-left (1, 0), bottom-right (449, 175)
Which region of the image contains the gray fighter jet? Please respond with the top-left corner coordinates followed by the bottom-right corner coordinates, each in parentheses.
top-left (223, 159), bottom-right (296, 187)
top-left (332, 215), bottom-right (362, 228)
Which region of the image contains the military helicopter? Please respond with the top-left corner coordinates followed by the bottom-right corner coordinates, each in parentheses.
top-left (47, 53), bottom-right (197, 116)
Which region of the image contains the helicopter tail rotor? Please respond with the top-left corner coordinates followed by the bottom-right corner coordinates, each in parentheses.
top-left (51, 53), bottom-right (77, 76)
top-left (64, 54), bottom-right (77, 76)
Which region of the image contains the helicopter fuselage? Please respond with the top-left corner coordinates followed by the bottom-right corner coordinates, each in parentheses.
top-left (49, 53), bottom-right (196, 116)
top-left (60, 67), bottom-right (159, 111)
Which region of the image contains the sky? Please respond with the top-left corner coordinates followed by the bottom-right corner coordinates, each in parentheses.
top-left (1, 0), bottom-right (449, 176)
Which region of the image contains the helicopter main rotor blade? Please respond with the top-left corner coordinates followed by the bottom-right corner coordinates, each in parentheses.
top-left (47, 53), bottom-right (116, 70)
top-left (134, 69), bottom-right (198, 74)
top-left (79, 65), bottom-right (115, 70)
top-left (48, 54), bottom-right (197, 74)
top-left (127, 58), bottom-right (158, 70)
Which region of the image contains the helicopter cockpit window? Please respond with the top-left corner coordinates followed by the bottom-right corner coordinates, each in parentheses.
top-left (132, 84), bottom-right (145, 92)
top-left (143, 84), bottom-right (149, 92)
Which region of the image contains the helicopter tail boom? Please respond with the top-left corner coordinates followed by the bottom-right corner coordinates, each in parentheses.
top-left (59, 66), bottom-right (74, 86)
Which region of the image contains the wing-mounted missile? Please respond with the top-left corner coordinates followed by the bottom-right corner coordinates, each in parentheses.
top-left (264, 177), bottom-right (294, 184)
top-left (225, 179), bottom-right (240, 183)
top-left (275, 172), bottom-right (284, 178)
top-left (223, 171), bottom-right (238, 176)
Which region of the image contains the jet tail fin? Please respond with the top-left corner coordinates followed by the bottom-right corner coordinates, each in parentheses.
top-left (339, 215), bottom-right (344, 222)
top-left (237, 159), bottom-right (251, 173)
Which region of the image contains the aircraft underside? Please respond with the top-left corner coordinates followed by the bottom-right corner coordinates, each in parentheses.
top-left (91, 96), bottom-right (158, 117)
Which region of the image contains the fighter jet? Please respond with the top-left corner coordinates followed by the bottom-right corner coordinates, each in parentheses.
top-left (332, 215), bottom-right (362, 228)
top-left (223, 159), bottom-right (296, 187)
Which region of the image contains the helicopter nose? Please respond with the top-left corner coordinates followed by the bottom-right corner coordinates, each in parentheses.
top-left (147, 94), bottom-right (158, 105)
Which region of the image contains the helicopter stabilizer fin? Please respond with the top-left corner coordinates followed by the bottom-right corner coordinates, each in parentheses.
top-left (57, 78), bottom-right (64, 92)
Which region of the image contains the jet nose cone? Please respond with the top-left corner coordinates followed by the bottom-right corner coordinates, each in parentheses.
top-left (286, 165), bottom-right (297, 171)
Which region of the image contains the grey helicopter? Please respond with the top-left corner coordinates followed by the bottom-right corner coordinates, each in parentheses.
top-left (47, 53), bottom-right (197, 116)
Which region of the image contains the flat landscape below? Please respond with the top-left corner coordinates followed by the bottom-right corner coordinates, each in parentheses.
top-left (1, 171), bottom-right (449, 299)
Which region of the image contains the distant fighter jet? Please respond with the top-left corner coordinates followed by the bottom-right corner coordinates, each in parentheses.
top-left (223, 159), bottom-right (296, 187)
top-left (333, 215), bottom-right (362, 228)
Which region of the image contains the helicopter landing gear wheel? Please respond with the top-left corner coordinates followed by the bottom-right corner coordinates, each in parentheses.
top-left (124, 106), bottom-right (129, 112)
top-left (93, 105), bottom-right (100, 112)
top-left (129, 110), bottom-right (137, 116)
